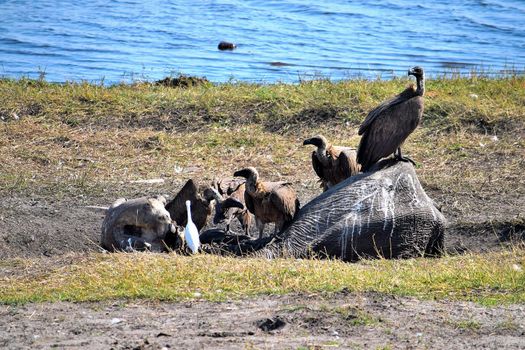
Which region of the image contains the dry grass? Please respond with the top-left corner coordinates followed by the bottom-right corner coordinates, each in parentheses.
top-left (1, 75), bottom-right (524, 202)
top-left (1, 248), bottom-right (524, 305)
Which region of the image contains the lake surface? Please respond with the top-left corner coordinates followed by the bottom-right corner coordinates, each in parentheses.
top-left (0, 0), bottom-right (524, 84)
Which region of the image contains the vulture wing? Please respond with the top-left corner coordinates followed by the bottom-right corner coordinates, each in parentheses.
top-left (269, 184), bottom-right (298, 222)
top-left (358, 87), bottom-right (415, 136)
top-left (165, 179), bottom-right (199, 226)
top-left (338, 148), bottom-right (360, 178)
top-left (357, 96), bottom-right (423, 170)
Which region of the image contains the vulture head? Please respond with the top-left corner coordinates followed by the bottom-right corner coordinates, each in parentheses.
top-left (408, 66), bottom-right (425, 95)
top-left (303, 135), bottom-right (328, 149)
top-left (233, 167), bottom-right (259, 181)
top-left (408, 66), bottom-right (424, 79)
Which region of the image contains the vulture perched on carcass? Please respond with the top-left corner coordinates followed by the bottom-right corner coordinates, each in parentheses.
top-left (303, 134), bottom-right (360, 191)
top-left (357, 66), bottom-right (425, 171)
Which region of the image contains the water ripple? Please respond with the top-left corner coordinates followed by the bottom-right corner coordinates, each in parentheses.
top-left (0, 0), bottom-right (523, 83)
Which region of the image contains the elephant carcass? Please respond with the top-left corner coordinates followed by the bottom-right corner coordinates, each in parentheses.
top-left (100, 196), bottom-right (179, 252)
top-left (258, 159), bottom-right (446, 261)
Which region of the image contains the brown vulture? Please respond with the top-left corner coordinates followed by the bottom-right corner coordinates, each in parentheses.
top-left (357, 66), bottom-right (425, 172)
top-left (165, 179), bottom-right (216, 231)
top-left (303, 135), bottom-right (360, 191)
top-left (233, 167), bottom-right (300, 239)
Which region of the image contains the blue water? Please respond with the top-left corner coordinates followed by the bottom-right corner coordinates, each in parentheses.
top-left (0, 0), bottom-right (524, 84)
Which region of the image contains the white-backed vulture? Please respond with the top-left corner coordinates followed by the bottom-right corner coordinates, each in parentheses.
top-left (233, 167), bottom-right (300, 239)
top-left (165, 179), bottom-right (216, 231)
top-left (303, 135), bottom-right (360, 191)
top-left (357, 66), bottom-right (425, 171)
top-left (210, 180), bottom-right (253, 235)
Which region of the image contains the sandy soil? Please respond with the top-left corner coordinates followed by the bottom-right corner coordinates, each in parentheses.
top-left (2, 292), bottom-right (525, 349)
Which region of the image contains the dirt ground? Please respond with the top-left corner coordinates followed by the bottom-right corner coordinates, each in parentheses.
top-left (1, 183), bottom-right (524, 260)
top-left (1, 181), bottom-right (524, 349)
top-left (2, 292), bottom-right (525, 349)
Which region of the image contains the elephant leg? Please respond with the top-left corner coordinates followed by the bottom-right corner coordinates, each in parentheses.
top-left (425, 225), bottom-right (446, 258)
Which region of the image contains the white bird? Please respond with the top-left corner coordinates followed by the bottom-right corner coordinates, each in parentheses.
top-left (184, 200), bottom-right (200, 254)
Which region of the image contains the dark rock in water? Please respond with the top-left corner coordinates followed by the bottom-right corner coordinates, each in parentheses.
top-left (218, 41), bottom-right (237, 50)
top-left (210, 159), bottom-right (446, 261)
top-left (156, 75), bottom-right (209, 88)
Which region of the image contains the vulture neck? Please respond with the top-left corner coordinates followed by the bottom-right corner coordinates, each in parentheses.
top-left (415, 75), bottom-right (425, 96)
top-left (316, 145), bottom-right (331, 166)
top-left (245, 174), bottom-right (259, 194)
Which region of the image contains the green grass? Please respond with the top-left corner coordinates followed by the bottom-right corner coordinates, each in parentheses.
top-left (1, 75), bottom-right (524, 130)
top-left (1, 249), bottom-right (524, 305)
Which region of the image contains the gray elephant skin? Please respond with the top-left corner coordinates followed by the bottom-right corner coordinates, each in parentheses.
top-left (216, 159), bottom-right (446, 262)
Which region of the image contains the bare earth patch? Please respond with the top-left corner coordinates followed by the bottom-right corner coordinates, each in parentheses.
top-left (2, 292), bottom-right (525, 349)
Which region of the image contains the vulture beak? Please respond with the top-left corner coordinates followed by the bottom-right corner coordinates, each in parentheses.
top-left (303, 138), bottom-right (314, 146)
top-left (302, 136), bottom-right (324, 148)
top-left (408, 66), bottom-right (423, 77)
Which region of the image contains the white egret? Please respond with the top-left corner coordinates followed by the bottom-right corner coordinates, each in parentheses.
top-left (184, 200), bottom-right (200, 253)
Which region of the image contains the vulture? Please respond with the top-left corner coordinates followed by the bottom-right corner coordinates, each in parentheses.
top-left (357, 66), bottom-right (425, 172)
top-left (233, 167), bottom-right (300, 239)
top-left (210, 179), bottom-right (253, 236)
top-left (303, 135), bottom-right (360, 191)
top-left (165, 179), bottom-right (216, 231)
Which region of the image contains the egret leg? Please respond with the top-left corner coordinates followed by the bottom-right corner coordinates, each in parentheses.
top-left (395, 147), bottom-right (416, 166)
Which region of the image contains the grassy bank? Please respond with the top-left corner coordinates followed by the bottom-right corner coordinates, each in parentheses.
top-left (1, 76), bottom-right (524, 306)
top-left (0, 75), bottom-right (524, 201)
top-left (1, 249), bottom-right (524, 305)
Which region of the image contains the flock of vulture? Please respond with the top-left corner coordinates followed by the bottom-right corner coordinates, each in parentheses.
top-left (162, 67), bottom-right (425, 243)
top-left (103, 66), bottom-right (426, 252)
